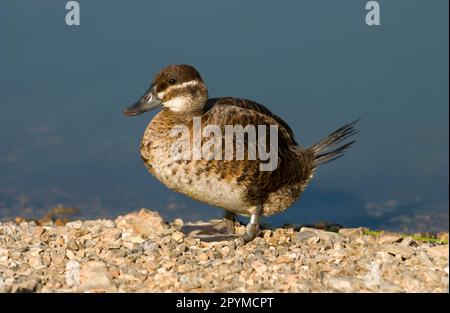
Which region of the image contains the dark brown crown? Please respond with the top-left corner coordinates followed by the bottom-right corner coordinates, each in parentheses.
top-left (153, 64), bottom-right (204, 94)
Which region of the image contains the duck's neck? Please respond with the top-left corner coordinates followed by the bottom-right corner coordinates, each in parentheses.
top-left (161, 107), bottom-right (205, 122)
top-left (149, 108), bottom-right (203, 133)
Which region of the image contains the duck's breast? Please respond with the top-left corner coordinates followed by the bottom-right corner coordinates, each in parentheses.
top-left (141, 122), bottom-right (253, 215)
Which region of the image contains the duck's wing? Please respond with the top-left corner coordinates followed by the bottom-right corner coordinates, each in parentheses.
top-left (199, 99), bottom-right (314, 205)
top-left (204, 97), bottom-right (298, 146)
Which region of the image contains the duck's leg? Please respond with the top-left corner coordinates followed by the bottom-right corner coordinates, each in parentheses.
top-left (242, 204), bottom-right (263, 242)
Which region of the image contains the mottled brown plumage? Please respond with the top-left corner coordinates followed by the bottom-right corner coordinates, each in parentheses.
top-left (124, 64), bottom-right (358, 241)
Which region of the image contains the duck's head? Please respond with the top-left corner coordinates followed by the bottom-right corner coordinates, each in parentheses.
top-left (124, 64), bottom-right (208, 116)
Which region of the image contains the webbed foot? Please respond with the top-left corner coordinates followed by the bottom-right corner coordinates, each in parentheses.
top-left (181, 206), bottom-right (263, 243)
top-left (181, 211), bottom-right (237, 241)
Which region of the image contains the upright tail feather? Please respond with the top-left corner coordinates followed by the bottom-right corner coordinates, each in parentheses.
top-left (310, 119), bottom-right (359, 167)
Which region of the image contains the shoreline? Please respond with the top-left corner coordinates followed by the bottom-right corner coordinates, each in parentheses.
top-left (0, 209), bottom-right (448, 292)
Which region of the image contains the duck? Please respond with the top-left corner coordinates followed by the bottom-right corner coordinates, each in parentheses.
top-left (124, 64), bottom-right (358, 242)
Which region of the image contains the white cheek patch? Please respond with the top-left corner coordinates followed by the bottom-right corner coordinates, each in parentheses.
top-left (157, 80), bottom-right (200, 99)
top-left (163, 96), bottom-right (191, 112)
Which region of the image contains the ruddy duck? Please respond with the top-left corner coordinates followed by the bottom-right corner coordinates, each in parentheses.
top-left (124, 64), bottom-right (358, 242)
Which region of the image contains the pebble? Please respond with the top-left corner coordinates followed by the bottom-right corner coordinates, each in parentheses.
top-left (338, 227), bottom-right (364, 239)
top-left (65, 260), bottom-right (80, 287)
top-left (363, 261), bottom-right (381, 290)
top-left (66, 250), bottom-right (76, 260)
top-left (116, 209), bottom-right (167, 238)
top-left (400, 236), bottom-right (416, 247)
top-left (276, 254), bottom-right (293, 264)
top-left (386, 244), bottom-right (414, 259)
top-left (0, 209), bottom-right (447, 293)
top-left (293, 231), bottom-right (317, 242)
top-left (220, 246), bottom-right (231, 258)
top-left (325, 276), bottom-right (357, 292)
top-left (428, 245), bottom-right (449, 259)
top-left (197, 253), bottom-right (209, 261)
top-left (379, 232), bottom-right (402, 245)
top-left (251, 260), bottom-right (267, 274)
top-left (297, 227), bottom-right (343, 243)
top-left (32, 227), bottom-right (44, 237)
top-left (171, 231), bottom-right (184, 243)
top-left (79, 261), bottom-right (115, 292)
top-left (66, 239), bottom-right (79, 251)
top-left (28, 255), bottom-right (43, 269)
top-left (438, 232), bottom-right (449, 242)
top-left (172, 218), bottom-right (184, 229)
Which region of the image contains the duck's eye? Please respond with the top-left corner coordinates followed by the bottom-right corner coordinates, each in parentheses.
top-left (168, 79), bottom-right (177, 85)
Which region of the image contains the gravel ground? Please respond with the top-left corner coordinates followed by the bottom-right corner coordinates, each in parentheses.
top-left (0, 209), bottom-right (448, 293)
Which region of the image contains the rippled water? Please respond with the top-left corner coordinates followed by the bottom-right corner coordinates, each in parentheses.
top-left (1, 1), bottom-right (448, 232)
